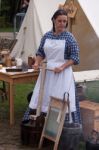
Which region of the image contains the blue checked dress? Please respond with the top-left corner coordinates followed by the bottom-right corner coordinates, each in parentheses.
top-left (23, 31), bottom-right (81, 123)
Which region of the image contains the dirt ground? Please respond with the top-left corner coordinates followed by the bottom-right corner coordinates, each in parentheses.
top-left (0, 120), bottom-right (26, 150)
top-left (0, 118), bottom-right (53, 150)
top-left (0, 118), bottom-right (36, 150)
top-left (0, 107), bottom-right (53, 150)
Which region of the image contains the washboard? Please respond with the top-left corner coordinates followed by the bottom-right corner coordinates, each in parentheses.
top-left (39, 95), bottom-right (68, 150)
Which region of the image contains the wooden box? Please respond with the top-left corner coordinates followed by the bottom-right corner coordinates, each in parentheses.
top-left (80, 100), bottom-right (99, 140)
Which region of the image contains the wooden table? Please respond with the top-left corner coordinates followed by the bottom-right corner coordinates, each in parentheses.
top-left (0, 69), bottom-right (39, 125)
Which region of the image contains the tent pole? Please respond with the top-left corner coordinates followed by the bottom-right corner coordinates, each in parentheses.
top-left (68, 17), bottom-right (72, 33)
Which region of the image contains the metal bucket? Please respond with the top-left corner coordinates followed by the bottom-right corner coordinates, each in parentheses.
top-left (76, 83), bottom-right (86, 101)
top-left (58, 123), bottom-right (82, 150)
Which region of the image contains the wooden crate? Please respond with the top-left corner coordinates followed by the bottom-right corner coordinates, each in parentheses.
top-left (80, 100), bottom-right (99, 140)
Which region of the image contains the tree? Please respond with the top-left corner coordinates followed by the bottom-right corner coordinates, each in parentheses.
top-left (0, 0), bottom-right (20, 26)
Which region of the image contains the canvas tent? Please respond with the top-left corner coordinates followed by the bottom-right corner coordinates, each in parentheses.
top-left (10, 0), bottom-right (65, 63)
top-left (11, 0), bottom-right (99, 71)
top-left (66, 0), bottom-right (99, 71)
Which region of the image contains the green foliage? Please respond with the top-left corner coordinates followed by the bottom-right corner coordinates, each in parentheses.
top-left (0, 0), bottom-right (20, 27)
top-left (0, 27), bottom-right (13, 32)
top-left (85, 81), bottom-right (99, 103)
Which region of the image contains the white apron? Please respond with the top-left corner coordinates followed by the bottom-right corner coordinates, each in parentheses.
top-left (29, 39), bottom-right (76, 112)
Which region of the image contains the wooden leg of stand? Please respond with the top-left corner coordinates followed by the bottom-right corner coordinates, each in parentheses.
top-left (54, 144), bottom-right (58, 150)
top-left (39, 135), bottom-right (44, 149)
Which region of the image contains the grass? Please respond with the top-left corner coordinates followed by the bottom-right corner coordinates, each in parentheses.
top-left (14, 83), bottom-right (35, 117)
top-left (0, 82), bottom-right (35, 120)
top-left (82, 81), bottom-right (99, 103)
top-left (0, 81), bottom-right (99, 118)
top-left (0, 27), bottom-right (13, 32)
top-left (79, 141), bottom-right (86, 150)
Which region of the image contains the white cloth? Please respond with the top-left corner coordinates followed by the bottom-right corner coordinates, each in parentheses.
top-left (29, 39), bottom-right (76, 112)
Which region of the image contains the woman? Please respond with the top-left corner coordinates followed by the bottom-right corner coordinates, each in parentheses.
top-left (23, 9), bottom-right (81, 124)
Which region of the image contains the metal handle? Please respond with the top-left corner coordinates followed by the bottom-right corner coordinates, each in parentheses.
top-left (63, 92), bottom-right (73, 123)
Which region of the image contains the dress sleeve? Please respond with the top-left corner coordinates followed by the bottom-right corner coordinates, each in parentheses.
top-left (36, 35), bottom-right (46, 58)
top-left (68, 33), bottom-right (80, 65)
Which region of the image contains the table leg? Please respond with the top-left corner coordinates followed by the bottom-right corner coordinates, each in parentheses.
top-left (9, 83), bottom-right (14, 125)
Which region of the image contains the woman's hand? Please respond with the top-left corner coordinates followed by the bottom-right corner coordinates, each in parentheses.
top-left (32, 62), bottom-right (39, 70)
top-left (54, 59), bottom-right (75, 73)
top-left (54, 66), bottom-right (64, 73)
top-left (32, 56), bottom-right (44, 70)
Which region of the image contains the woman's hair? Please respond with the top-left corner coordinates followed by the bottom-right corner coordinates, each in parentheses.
top-left (51, 9), bottom-right (68, 32)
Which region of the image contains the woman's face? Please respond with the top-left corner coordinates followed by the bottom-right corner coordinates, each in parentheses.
top-left (54, 15), bottom-right (68, 34)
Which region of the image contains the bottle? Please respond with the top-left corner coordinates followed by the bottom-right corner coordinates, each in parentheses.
top-left (28, 56), bottom-right (35, 69)
top-left (6, 57), bottom-right (12, 67)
